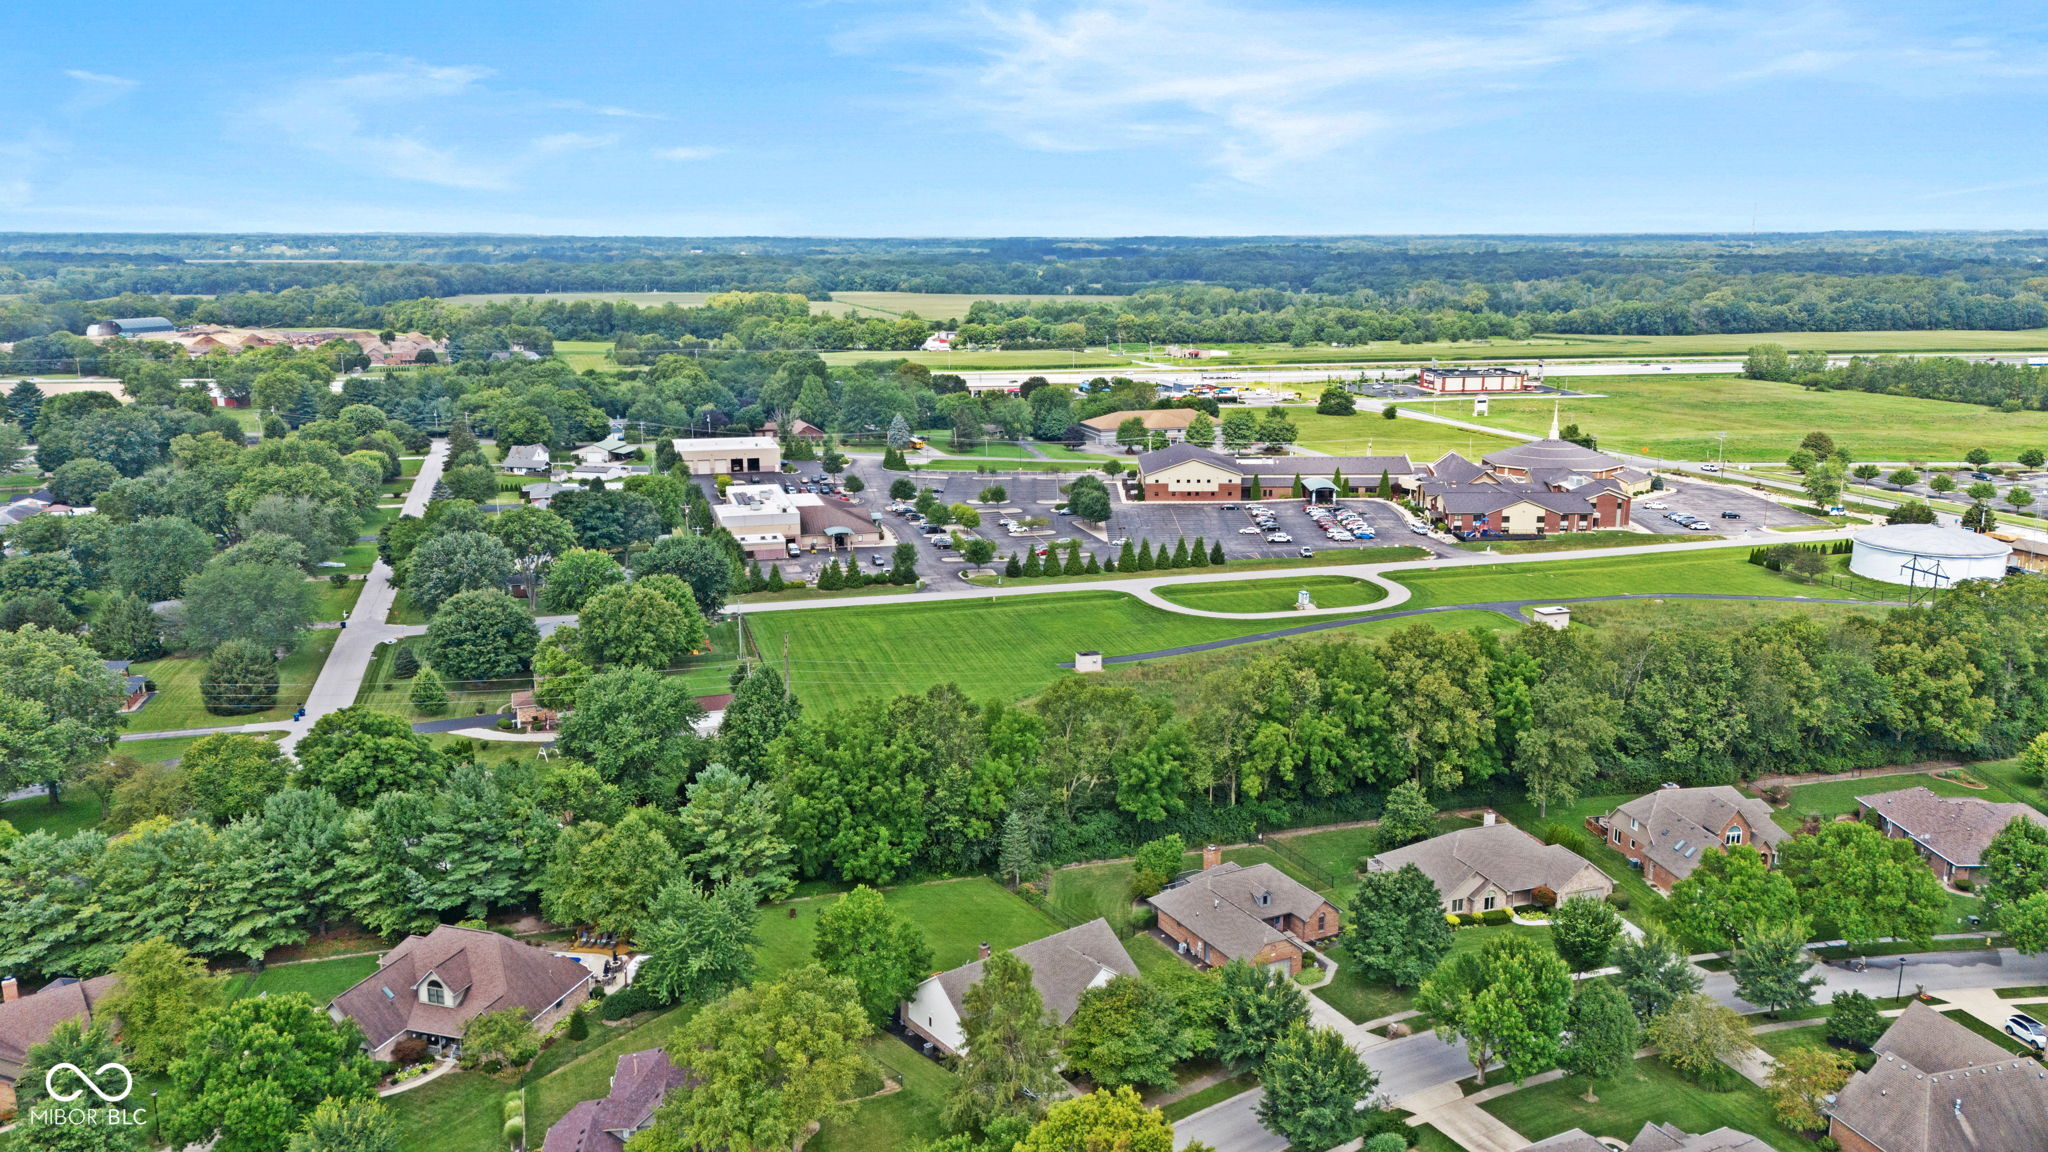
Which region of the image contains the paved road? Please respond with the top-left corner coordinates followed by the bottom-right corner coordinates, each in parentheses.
top-left (279, 442), bottom-right (448, 752)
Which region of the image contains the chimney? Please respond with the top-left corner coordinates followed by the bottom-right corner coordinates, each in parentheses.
top-left (1202, 844), bottom-right (1222, 870)
top-left (977, 942), bottom-right (990, 961)
top-left (1, 975), bottom-right (17, 1003)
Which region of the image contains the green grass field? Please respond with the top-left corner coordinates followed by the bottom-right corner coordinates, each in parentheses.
top-left (757, 877), bottom-right (1063, 978)
top-left (223, 954), bottom-right (380, 1002)
top-left (1168, 329), bottom-right (2048, 366)
top-left (1773, 771), bottom-right (2029, 833)
top-left (821, 348), bottom-right (1127, 370)
top-left (1151, 574), bottom-right (1389, 613)
top-left (808, 1034), bottom-right (955, 1152)
top-left (125, 628), bottom-right (340, 733)
top-left (0, 791), bottom-right (104, 838)
top-left (1457, 531), bottom-right (1707, 554)
top-left (1481, 1056), bottom-right (1810, 1152)
top-left (555, 340), bottom-right (615, 372)
top-left (1283, 409), bottom-right (1520, 459)
top-left (1462, 373), bottom-right (2048, 462)
top-left (1391, 548), bottom-right (1863, 611)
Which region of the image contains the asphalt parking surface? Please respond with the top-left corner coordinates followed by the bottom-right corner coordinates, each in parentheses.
top-left (1639, 479), bottom-right (1824, 536)
top-left (1113, 496), bottom-right (1442, 560)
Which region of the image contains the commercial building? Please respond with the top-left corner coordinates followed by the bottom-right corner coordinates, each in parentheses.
top-left (1590, 785), bottom-right (1787, 893)
top-left (85, 316), bottom-right (176, 338)
top-left (901, 920), bottom-right (1137, 1056)
top-left (711, 484), bottom-right (885, 558)
top-left (1078, 408), bottom-right (1203, 448)
top-left (669, 436), bottom-right (781, 476)
top-left (1417, 366), bottom-right (1534, 394)
top-left (1409, 423), bottom-right (1647, 538)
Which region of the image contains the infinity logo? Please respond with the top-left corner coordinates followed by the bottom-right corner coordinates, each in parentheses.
top-left (44, 1062), bottom-right (133, 1103)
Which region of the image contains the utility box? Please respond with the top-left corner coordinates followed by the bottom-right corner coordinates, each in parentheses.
top-left (1075, 651), bottom-right (1103, 673)
top-left (1530, 605), bottom-right (1570, 630)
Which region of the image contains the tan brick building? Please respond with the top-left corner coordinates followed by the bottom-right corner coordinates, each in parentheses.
top-left (1366, 820), bottom-right (1611, 914)
top-left (329, 925), bottom-right (592, 1060)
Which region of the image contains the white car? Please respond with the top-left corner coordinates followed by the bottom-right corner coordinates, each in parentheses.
top-left (1239, 526), bottom-right (1262, 534)
top-left (1700, 463), bottom-right (1722, 473)
top-left (1645, 502), bottom-right (1668, 510)
top-left (2007, 1013), bottom-right (2046, 1049)
top-left (1265, 532), bottom-right (1293, 543)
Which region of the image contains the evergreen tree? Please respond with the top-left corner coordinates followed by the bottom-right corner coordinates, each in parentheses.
top-left (766, 564), bottom-right (785, 591)
top-left (88, 593), bottom-right (164, 662)
top-left (1022, 550), bottom-right (1043, 577)
top-left (1170, 537), bottom-right (1189, 568)
top-left (1063, 541), bottom-right (1085, 576)
top-left (1118, 538), bottom-right (1137, 569)
top-left (1083, 553), bottom-right (1101, 574)
top-left (1004, 553), bottom-right (1024, 578)
top-left (1208, 539), bottom-right (1225, 565)
top-left (1376, 469), bottom-right (1393, 499)
top-left (1246, 475), bottom-right (1262, 500)
top-left (1189, 537), bottom-right (1209, 567)
top-left (408, 666), bottom-right (449, 715)
top-left (7, 379), bottom-right (42, 429)
top-left (947, 949), bottom-right (1066, 1131)
top-left (1135, 540), bottom-right (1154, 570)
top-left (446, 415), bottom-right (479, 459)
top-left (200, 638), bottom-right (278, 716)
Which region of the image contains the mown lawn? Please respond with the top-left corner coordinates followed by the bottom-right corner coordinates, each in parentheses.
top-left (1455, 531), bottom-right (1707, 554)
top-left (0, 791), bottom-right (104, 838)
top-left (223, 954), bottom-right (380, 1002)
top-left (1470, 372), bottom-right (2048, 462)
top-left (808, 1035), bottom-right (955, 1152)
top-left (758, 877), bottom-right (1064, 978)
top-left (1319, 923), bottom-right (1551, 1025)
top-left (1151, 574), bottom-right (1391, 613)
top-left (124, 629), bottom-right (341, 733)
top-left (1268, 816), bottom-right (1478, 892)
top-left (1284, 409), bottom-right (1519, 459)
top-left (310, 577), bottom-right (366, 622)
top-left (523, 1003), bottom-right (700, 1138)
top-left (1479, 1056), bottom-right (1811, 1152)
top-left (1390, 548), bottom-right (1864, 612)
top-left (386, 1065), bottom-right (510, 1152)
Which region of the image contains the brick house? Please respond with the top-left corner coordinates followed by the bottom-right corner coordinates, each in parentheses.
top-left (900, 920), bottom-right (1137, 1057)
top-left (1147, 847), bottom-right (1340, 975)
top-left (0, 974), bottom-right (119, 1117)
top-left (540, 1047), bottom-right (693, 1152)
top-left (1366, 820), bottom-right (1611, 914)
top-left (1590, 785), bottom-right (1788, 894)
top-left (1133, 444), bottom-right (1246, 502)
top-left (329, 925), bottom-right (592, 1060)
top-left (1828, 1001), bottom-right (2048, 1152)
top-left (1855, 786), bottom-right (2048, 887)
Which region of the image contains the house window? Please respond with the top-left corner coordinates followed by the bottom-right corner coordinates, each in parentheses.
top-left (1451, 899), bottom-right (1465, 913)
top-left (1725, 825), bottom-right (1743, 845)
top-left (1316, 913), bottom-right (1326, 933)
top-left (1482, 895), bottom-right (1497, 911)
top-left (424, 980), bottom-right (447, 1007)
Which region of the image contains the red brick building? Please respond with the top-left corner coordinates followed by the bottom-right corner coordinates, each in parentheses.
top-left (1590, 785), bottom-right (1787, 894)
top-left (1147, 847), bottom-right (1340, 975)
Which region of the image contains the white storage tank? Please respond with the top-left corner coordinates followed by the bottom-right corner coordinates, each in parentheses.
top-left (1849, 523), bottom-right (2011, 587)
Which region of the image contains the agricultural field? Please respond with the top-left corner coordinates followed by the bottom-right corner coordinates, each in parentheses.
top-left (1147, 329), bottom-right (2048, 367)
top-left (1151, 574), bottom-right (1389, 613)
top-left (1283, 408), bottom-right (1521, 459)
top-left (1457, 373), bottom-right (2048, 462)
top-left (819, 348), bottom-right (1128, 370)
top-left (825, 291), bottom-right (1129, 319)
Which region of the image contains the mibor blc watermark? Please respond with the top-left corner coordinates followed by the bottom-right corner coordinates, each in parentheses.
top-left (32, 1062), bottom-right (148, 1128)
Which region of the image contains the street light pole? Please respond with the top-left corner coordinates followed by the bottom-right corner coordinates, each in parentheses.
top-left (1895, 957), bottom-right (1908, 1001)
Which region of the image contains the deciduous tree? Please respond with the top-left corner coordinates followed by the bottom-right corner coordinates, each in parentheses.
top-left (1731, 918), bottom-right (1823, 1017)
top-left (1014, 1086), bottom-right (1176, 1152)
top-left (1062, 975), bottom-right (1189, 1092)
top-left (631, 877), bottom-right (761, 1006)
top-left (1560, 979), bottom-right (1640, 1100)
top-left (1667, 845), bottom-right (1800, 950)
top-left (161, 993), bottom-right (379, 1152)
top-left (294, 707), bottom-right (446, 808)
top-left (1780, 819), bottom-right (1946, 952)
top-left (182, 733), bottom-right (290, 824)
top-left (1552, 895), bottom-right (1624, 975)
top-left (812, 884), bottom-right (933, 1028)
top-left (1417, 934), bottom-right (1572, 1086)
top-left (1611, 927), bottom-right (1702, 1021)
top-left (948, 948), bottom-right (1067, 1131)
top-left (1346, 863), bottom-right (1452, 987)
top-left (1214, 959), bottom-right (1308, 1072)
top-left (1645, 993), bottom-right (1748, 1079)
top-left (1256, 1022), bottom-right (1376, 1151)
top-left (1769, 1047), bottom-right (1853, 1132)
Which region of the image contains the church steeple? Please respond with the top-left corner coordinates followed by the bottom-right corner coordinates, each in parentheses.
top-left (1548, 399), bottom-right (1561, 440)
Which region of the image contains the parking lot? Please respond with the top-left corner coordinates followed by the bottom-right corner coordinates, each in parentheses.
top-left (1639, 479), bottom-right (1825, 535)
top-left (1111, 496), bottom-right (1452, 560)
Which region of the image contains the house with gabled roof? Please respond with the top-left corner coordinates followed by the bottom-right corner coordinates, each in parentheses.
top-left (540, 1047), bottom-right (693, 1152)
top-left (0, 975), bottom-right (119, 1115)
top-left (1828, 1000), bottom-right (2048, 1152)
top-left (1366, 819), bottom-right (1612, 915)
top-left (1147, 846), bottom-right (1341, 975)
top-left (901, 919), bottom-right (1137, 1057)
top-left (1521, 1124), bottom-right (1772, 1152)
top-left (328, 925), bottom-right (592, 1060)
top-left (502, 444), bottom-right (552, 475)
top-left (1855, 786), bottom-right (2048, 887)
top-left (1591, 784), bottom-right (1788, 893)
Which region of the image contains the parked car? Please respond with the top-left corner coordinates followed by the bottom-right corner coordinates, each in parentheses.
top-left (1700, 463), bottom-right (1722, 472)
top-left (1409, 522), bottom-right (1430, 534)
top-left (1687, 522), bottom-right (1712, 531)
top-left (1720, 510), bottom-right (1742, 519)
top-left (2007, 1013), bottom-right (2046, 1049)
top-left (1298, 546), bottom-right (1315, 558)
top-left (1239, 526), bottom-right (1261, 534)
top-left (1972, 471), bottom-right (1995, 482)
top-left (1265, 532), bottom-right (1292, 543)
top-left (1645, 501), bottom-right (1668, 509)
top-left (872, 555), bottom-right (888, 566)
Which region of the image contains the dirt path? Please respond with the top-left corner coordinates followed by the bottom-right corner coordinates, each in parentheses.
top-left (1747, 760), bottom-right (1965, 792)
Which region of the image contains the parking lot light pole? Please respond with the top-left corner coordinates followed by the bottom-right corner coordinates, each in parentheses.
top-left (1896, 956), bottom-right (1908, 1000)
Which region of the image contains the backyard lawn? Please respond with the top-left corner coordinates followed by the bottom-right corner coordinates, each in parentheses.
top-left (808, 1035), bottom-right (955, 1152)
top-left (125, 628), bottom-right (341, 733)
top-left (0, 791), bottom-right (105, 838)
top-left (310, 577), bottom-right (366, 622)
top-left (757, 876), bottom-right (1064, 978)
top-left (223, 954), bottom-right (380, 1002)
top-left (1771, 771), bottom-right (2029, 833)
top-left (1480, 1056), bottom-right (1811, 1152)
top-left (1465, 373), bottom-right (2048, 462)
top-left (386, 1066), bottom-right (508, 1152)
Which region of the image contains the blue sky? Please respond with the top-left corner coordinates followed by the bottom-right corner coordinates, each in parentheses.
top-left (2, 0), bottom-right (2045, 236)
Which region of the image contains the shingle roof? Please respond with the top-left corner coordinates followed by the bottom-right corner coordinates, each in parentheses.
top-left (1624, 1122), bottom-right (1773, 1152)
top-left (1366, 823), bottom-right (1608, 902)
top-left (1482, 438), bottom-right (1624, 473)
top-left (1515, 1132), bottom-right (1609, 1152)
top-left (1247, 455), bottom-right (1415, 484)
top-left (0, 975), bottom-right (118, 1084)
top-left (504, 444), bottom-right (551, 469)
top-left (1426, 452), bottom-right (1490, 484)
top-left (329, 925), bottom-right (591, 1051)
top-left (1855, 787), bottom-right (2048, 868)
top-left (540, 1047), bottom-right (695, 1152)
top-left (1135, 443), bottom-right (1243, 476)
top-left (1080, 408), bottom-right (1201, 432)
top-left (931, 919), bottom-right (1138, 1025)
top-left (1609, 786), bottom-right (1788, 884)
top-left (1147, 862), bottom-right (1327, 962)
top-left (1830, 1001), bottom-right (2048, 1152)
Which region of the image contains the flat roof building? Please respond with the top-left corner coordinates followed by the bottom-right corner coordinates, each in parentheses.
top-left (1418, 366), bottom-right (1534, 394)
top-left (670, 436), bottom-right (781, 476)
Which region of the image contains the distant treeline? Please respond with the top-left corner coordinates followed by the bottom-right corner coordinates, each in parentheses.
top-left (1747, 348), bottom-right (2048, 411)
top-left (4, 232), bottom-right (2048, 346)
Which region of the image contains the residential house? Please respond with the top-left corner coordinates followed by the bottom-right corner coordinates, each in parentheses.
top-left (509, 690), bottom-right (557, 732)
top-left (328, 925), bottom-right (592, 1060)
top-left (572, 435), bottom-right (633, 465)
top-left (1078, 408), bottom-right (1202, 448)
top-left (522, 482), bottom-right (572, 508)
top-left (1520, 1124), bottom-right (1772, 1152)
top-left (1827, 1000), bottom-right (2048, 1152)
top-left (1133, 444), bottom-right (1247, 502)
top-left (901, 920), bottom-right (1137, 1057)
top-left (1590, 785), bottom-right (1788, 893)
top-left (1855, 786), bottom-right (2048, 887)
top-left (502, 445), bottom-right (552, 475)
top-left (1147, 847), bottom-right (1341, 975)
top-left (540, 1047), bottom-right (693, 1152)
top-left (761, 418), bottom-right (826, 442)
top-left (670, 436), bottom-right (781, 476)
top-left (0, 974), bottom-right (119, 1115)
top-left (1365, 819), bottom-right (1613, 914)
top-left (102, 660), bottom-right (150, 713)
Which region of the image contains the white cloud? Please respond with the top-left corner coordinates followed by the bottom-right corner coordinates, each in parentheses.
top-left (64, 69), bottom-right (137, 92)
top-left (655, 145), bottom-right (723, 161)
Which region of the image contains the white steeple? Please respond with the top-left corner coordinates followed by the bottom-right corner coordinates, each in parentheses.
top-left (1548, 399), bottom-right (1561, 440)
